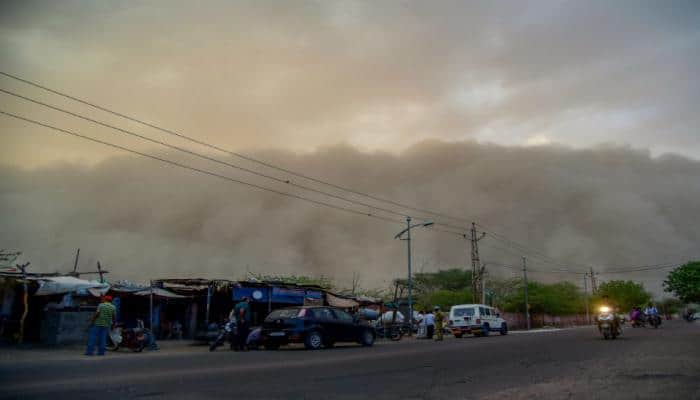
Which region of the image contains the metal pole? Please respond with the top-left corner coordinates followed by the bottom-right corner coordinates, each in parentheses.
top-left (406, 216), bottom-right (413, 336)
top-left (205, 283), bottom-right (212, 328)
top-left (522, 257), bottom-right (530, 331)
top-left (583, 273), bottom-right (589, 324)
top-left (149, 279), bottom-right (154, 331)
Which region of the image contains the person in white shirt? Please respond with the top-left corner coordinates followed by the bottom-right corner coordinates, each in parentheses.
top-left (424, 310), bottom-right (436, 339)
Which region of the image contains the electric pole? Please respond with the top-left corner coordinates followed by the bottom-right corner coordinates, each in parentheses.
top-left (467, 222), bottom-right (486, 303)
top-left (522, 256), bottom-right (530, 330)
top-left (583, 272), bottom-right (590, 324)
top-left (589, 267), bottom-right (597, 292)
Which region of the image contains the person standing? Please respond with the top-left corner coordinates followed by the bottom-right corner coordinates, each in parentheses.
top-left (234, 297), bottom-right (251, 351)
top-left (434, 306), bottom-right (445, 341)
top-left (424, 309), bottom-right (436, 339)
top-left (85, 295), bottom-right (116, 356)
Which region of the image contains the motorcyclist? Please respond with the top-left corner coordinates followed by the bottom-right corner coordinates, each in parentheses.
top-left (597, 296), bottom-right (621, 335)
top-left (630, 306), bottom-right (641, 321)
top-left (644, 303), bottom-right (661, 326)
top-left (644, 303), bottom-right (659, 317)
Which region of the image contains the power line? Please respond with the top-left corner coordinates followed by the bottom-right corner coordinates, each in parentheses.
top-left (0, 70), bottom-right (477, 228)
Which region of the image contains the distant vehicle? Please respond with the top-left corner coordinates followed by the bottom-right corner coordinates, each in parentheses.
top-left (596, 305), bottom-right (621, 340)
top-left (107, 322), bottom-right (146, 352)
top-left (209, 319), bottom-right (236, 351)
top-left (261, 306), bottom-right (376, 350)
top-left (448, 304), bottom-right (507, 338)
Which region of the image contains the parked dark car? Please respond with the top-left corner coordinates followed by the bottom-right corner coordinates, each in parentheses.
top-left (261, 306), bottom-right (376, 350)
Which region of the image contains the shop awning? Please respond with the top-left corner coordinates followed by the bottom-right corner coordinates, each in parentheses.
top-left (133, 287), bottom-right (187, 299)
top-left (32, 276), bottom-right (109, 296)
top-left (326, 293), bottom-right (359, 308)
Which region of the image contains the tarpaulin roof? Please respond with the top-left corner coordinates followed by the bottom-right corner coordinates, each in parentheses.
top-left (326, 292), bottom-right (359, 308)
top-left (133, 287), bottom-right (187, 299)
top-left (31, 276), bottom-right (109, 296)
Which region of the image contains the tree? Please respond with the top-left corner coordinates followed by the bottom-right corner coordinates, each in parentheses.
top-left (417, 289), bottom-right (473, 311)
top-left (413, 268), bottom-right (473, 294)
top-left (664, 261), bottom-right (700, 303)
top-left (500, 281), bottom-right (584, 316)
top-left (593, 280), bottom-right (650, 311)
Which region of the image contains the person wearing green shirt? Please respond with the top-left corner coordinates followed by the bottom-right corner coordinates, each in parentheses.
top-left (85, 295), bottom-right (116, 356)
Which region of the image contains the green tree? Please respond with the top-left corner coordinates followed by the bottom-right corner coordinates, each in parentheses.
top-left (417, 289), bottom-right (473, 311)
top-left (593, 280), bottom-right (650, 311)
top-left (664, 261), bottom-right (700, 303)
top-left (658, 297), bottom-right (684, 315)
top-left (413, 268), bottom-right (473, 294)
top-left (500, 281), bottom-right (584, 316)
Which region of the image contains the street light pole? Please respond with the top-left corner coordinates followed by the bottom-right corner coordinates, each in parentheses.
top-left (394, 217), bottom-right (434, 337)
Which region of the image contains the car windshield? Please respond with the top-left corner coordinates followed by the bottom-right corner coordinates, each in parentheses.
top-left (265, 308), bottom-right (303, 321)
top-left (453, 308), bottom-right (475, 317)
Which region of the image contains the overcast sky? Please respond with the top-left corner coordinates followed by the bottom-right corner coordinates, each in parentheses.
top-left (1, 0), bottom-right (699, 166)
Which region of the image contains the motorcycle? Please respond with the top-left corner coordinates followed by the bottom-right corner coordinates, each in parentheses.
top-left (596, 306), bottom-right (621, 340)
top-left (646, 313), bottom-right (661, 328)
top-left (630, 316), bottom-right (646, 328)
top-left (107, 322), bottom-right (147, 352)
top-left (374, 322), bottom-right (406, 341)
top-left (683, 311), bottom-right (698, 322)
top-left (209, 319), bottom-right (237, 351)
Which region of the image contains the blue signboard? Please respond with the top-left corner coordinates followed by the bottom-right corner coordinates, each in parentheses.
top-left (233, 287), bottom-right (270, 302)
top-left (233, 286), bottom-right (324, 305)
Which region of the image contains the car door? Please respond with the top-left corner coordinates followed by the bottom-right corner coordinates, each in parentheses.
top-left (331, 309), bottom-right (358, 342)
top-left (315, 307), bottom-right (341, 340)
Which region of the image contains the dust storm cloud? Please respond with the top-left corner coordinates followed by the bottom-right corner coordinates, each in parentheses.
top-left (1, 141), bottom-right (698, 295)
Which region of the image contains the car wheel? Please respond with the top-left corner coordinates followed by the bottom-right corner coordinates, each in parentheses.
top-left (482, 324), bottom-right (490, 337)
top-left (500, 323), bottom-right (508, 336)
top-left (360, 329), bottom-right (375, 346)
top-left (304, 331), bottom-right (323, 350)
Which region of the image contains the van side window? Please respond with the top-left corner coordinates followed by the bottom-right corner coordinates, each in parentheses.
top-left (484, 308), bottom-right (491, 316)
top-left (479, 307), bottom-right (486, 315)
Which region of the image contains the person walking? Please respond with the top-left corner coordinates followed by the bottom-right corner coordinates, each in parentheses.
top-left (85, 295), bottom-right (116, 356)
top-left (424, 309), bottom-right (436, 339)
top-left (434, 306), bottom-right (445, 341)
top-left (234, 297), bottom-right (251, 351)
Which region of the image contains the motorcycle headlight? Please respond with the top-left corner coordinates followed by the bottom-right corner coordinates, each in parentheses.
top-left (599, 306), bottom-right (610, 313)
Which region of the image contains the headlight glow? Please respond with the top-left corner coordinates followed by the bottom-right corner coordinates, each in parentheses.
top-left (599, 306), bottom-right (610, 313)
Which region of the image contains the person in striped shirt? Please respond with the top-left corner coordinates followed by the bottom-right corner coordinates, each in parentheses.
top-left (85, 295), bottom-right (116, 356)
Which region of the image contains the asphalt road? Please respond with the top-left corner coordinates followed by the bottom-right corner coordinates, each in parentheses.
top-left (1, 321), bottom-right (698, 400)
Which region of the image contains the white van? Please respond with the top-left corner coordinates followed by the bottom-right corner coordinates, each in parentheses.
top-left (448, 304), bottom-right (507, 338)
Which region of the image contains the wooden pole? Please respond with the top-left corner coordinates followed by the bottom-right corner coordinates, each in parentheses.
top-left (72, 248), bottom-right (80, 276)
top-left (17, 262), bottom-right (30, 344)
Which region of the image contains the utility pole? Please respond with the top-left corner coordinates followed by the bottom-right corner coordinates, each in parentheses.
top-left (522, 256), bottom-right (530, 330)
top-left (583, 272), bottom-right (590, 324)
top-left (468, 222), bottom-right (486, 303)
top-left (406, 216), bottom-right (413, 336)
top-left (589, 267), bottom-right (597, 292)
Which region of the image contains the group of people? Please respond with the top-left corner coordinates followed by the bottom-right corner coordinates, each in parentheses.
top-left (629, 303), bottom-right (660, 324)
top-left (416, 307), bottom-right (445, 341)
